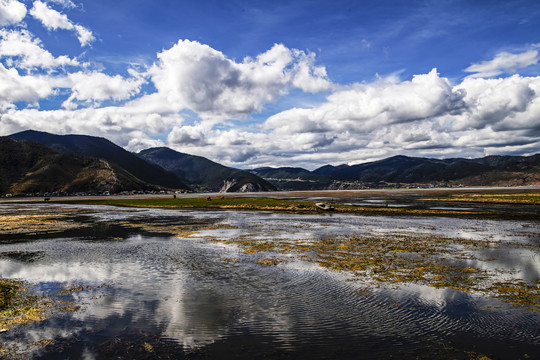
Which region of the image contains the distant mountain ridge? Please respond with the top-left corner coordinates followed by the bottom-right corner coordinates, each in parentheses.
top-left (138, 147), bottom-right (276, 192)
top-left (254, 154), bottom-right (540, 190)
top-left (2, 129), bottom-right (539, 195)
top-left (3, 130), bottom-right (275, 195)
top-left (312, 154), bottom-right (540, 185)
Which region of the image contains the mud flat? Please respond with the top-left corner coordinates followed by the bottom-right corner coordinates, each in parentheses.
top-left (0, 200), bottom-right (538, 359)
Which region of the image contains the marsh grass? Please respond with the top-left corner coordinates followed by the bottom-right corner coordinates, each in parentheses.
top-left (426, 193), bottom-right (540, 204)
top-left (62, 197), bottom-right (316, 211)
top-left (0, 214), bottom-right (85, 235)
top-left (0, 279), bottom-right (50, 332)
top-left (58, 196), bottom-right (540, 220)
top-left (0, 278), bottom-right (111, 357)
top-left (212, 231), bottom-right (539, 308)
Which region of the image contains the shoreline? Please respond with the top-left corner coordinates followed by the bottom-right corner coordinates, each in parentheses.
top-left (1, 185), bottom-right (539, 203)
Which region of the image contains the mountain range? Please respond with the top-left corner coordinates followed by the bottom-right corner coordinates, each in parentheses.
top-left (3, 130), bottom-right (272, 196)
top-left (312, 154), bottom-right (540, 187)
top-left (252, 154), bottom-right (540, 190)
top-left (1, 129), bottom-right (539, 196)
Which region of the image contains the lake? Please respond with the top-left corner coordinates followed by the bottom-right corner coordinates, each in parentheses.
top-left (0, 202), bottom-right (538, 359)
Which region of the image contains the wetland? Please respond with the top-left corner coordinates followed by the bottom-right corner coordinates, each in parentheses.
top-left (0, 189), bottom-right (539, 359)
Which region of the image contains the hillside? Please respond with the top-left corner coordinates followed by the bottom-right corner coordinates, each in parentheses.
top-left (138, 147), bottom-right (276, 192)
top-left (0, 137), bottom-right (155, 195)
top-left (9, 130), bottom-right (189, 190)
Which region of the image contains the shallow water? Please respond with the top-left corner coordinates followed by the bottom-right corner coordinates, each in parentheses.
top-left (0, 204), bottom-right (538, 359)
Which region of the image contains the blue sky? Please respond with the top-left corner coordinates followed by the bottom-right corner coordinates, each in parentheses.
top-left (1, 0), bottom-right (540, 169)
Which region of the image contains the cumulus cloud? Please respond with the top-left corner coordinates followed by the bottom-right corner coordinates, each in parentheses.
top-left (249, 69), bottom-right (540, 168)
top-left (464, 49), bottom-right (539, 78)
top-left (167, 125), bottom-right (208, 146)
top-left (0, 0), bottom-right (26, 26)
top-left (165, 126), bottom-right (266, 164)
top-left (30, 1), bottom-right (72, 30)
top-left (173, 68), bottom-right (539, 167)
top-left (0, 63), bottom-right (53, 109)
top-left (29, 0), bottom-right (94, 46)
top-left (264, 69), bottom-right (465, 134)
top-left (73, 24), bottom-right (93, 46)
top-left (0, 28), bottom-right (79, 70)
top-left (291, 49), bottom-right (332, 92)
top-left (61, 70), bottom-right (145, 109)
top-left (455, 75), bottom-right (538, 130)
top-left (149, 40), bottom-right (331, 118)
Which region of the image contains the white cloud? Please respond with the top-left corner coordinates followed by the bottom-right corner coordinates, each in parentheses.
top-left (73, 24), bottom-right (93, 47)
top-left (0, 104), bottom-right (184, 148)
top-left (264, 69), bottom-right (465, 135)
top-left (0, 63), bottom-right (53, 110)
top-left (454, 75), bottom-right (538, 130)
top-left (167, 124), bottom-right (208, 146)
top-left (291, 49), bottom-right (332, 92)
top-left (1, 35), bottom-right (539, 169)
top-left (0, 28), bottom-right (79, 70)
top-left (30, 1), bottom-right (71, 29)
top-left (29, 0), bottom-right (94, 46)
top-left (0, 0), bottom-right (26, 26)
top-left (61, 71), bottom-right (145, 109)
top-left (464, 49), bottom-right (539, 78)
top-left (149, 40), bottom-right (331, 119)
top-left (248, 69), bottom-right (540, 168)
top-left (47, 0), bottom-right (76, 9)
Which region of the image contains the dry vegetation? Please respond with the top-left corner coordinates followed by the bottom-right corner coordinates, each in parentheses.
top-left (53, 195), bottom-right (540, 220)
top-left (426, 193), bottom-right (540, 204)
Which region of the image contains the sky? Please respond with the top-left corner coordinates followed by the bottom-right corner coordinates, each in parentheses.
top-left (0, 0), bottom-right (540, 170)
